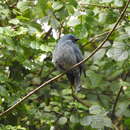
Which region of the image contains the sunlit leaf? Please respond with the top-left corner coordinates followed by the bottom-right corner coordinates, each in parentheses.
top-left (58, 117), bottom-right (67, 125)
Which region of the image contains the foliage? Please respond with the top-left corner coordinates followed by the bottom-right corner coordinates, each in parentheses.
top-left (0, 0), bottom-right (130, 129)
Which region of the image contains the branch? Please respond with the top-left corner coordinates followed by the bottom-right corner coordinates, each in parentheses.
top-left (70, 84), bottom-right (91, 108)
top-left (80, 3), bottom-right (123, 10)
top-left (80, 3), bottom-right (130, 13)
top-left (53, 12), bottom-right (64, 39)
top-left (69, 0), bottom-right (129, 71)
top-left (72, 94), bottom-right (91, 107)
top-left (82, 25), bottom-right (122, 48)
top-left (43, 28), bottom-right (52, 40)
top-left (0, 0), bottom-right (129, 117)
top-left (111, 72), bottom-right (128, 118)
top-left (5, 0), bottom-right (19, 8)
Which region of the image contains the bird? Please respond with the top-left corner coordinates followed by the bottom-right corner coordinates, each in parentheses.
top-left (52, 34), bottom-right (86, 92)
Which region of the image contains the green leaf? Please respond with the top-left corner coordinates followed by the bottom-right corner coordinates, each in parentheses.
top-left (66, 5), bottom-right (74, 15)
top-left (9, 18), bottom-right (20, 25)
top-left (58, 117), bottom-right (67, 125)
top-left (125, 26), bottom-right (130, 35)
top-left (70, 115), bottom-right (79, 123)
top-left (98, 12), bottom-right (107, 23)
top-left (93, 48), bottom-right (106, 62)
top-left (106, 42), bottom-right (128, 61)
top-left (89, 105), bottom-right (105, 114)
top-left (52, 2), bottom-right (63, 11)
top-left (32, 77), bottom-right (41, 85)
top-left (61, 89), bottom-right (71, 95)
top-left (30, 41), bottom-right (40, 49)
top-left (0, 5), bottom-right (10, 19)
top-left (67, 16), bottom-right (80, 27)
top-left (114, 0), bottom-right (123, 6)
top-left (120, 80), bottom-right (130, 87)
top-left (101, 0), bottom-right (113, 3)
top-left (116, 102), bottom-right (130, 117)
top-left (40, 44), bottom-right (52, 52)
top-left (80, 116), bottom-right (91, 126)
top-left (50, 18), bottom-right (60, 29)
top-left (17, 27), bottom-right (28, 35)
top-left (17, 1), bottom-right (32, 12)
top-left (86, 70), bottom-right (103, 88)
top-left (80, 115), bottom-right (112, 128)
top-left (124, 118), bottom-right (130, 127)
top-left (0, 85), bottom-right (8, 97)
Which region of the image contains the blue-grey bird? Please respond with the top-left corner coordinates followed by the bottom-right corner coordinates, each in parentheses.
top-left (52, 34), bottom-right (86, 92)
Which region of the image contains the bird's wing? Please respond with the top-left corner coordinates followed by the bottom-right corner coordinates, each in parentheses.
top-left (72, 44), bottom-right (86, 77)
top-left (52, 40), bottom-right (77, 70)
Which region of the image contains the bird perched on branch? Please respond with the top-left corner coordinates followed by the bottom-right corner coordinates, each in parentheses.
top-left (52, 34), bottom-right (86, 92)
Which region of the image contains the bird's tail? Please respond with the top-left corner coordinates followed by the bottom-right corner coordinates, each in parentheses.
top-left (74, 72), bottom-right (81, 92)
top-left (66, 71), bottom-right (81, 92)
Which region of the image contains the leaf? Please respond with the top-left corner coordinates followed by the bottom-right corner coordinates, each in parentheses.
top-left (93, 48), bottom-right (106, 62)
top-left (17, 27), bottom-right (28, 35)
top-left (67, 16), bottom-right (80, 27)
top-left (106, 42), bottom-right (128, 61)
top-left (52, 2), bottom-right (63, 11)
top-left (0, 85), bottom-right (8, 97)
top-left (62, 89), bottom-right (71, 95)
top-left (115, 34), bottom-right (129, 41)
top-left (80, 115), bottom-right (112, 128)
top-left (114, 0), bottom-right (123, 7)
top-left (9, 19), bottom-right (20, 25)
top-left (0, 5), bottom-right (10, 19)
top-left (66, 5), bottom-right (74, 15)
top-left (40, 44), bottom-right (52, 52)
top-left (125, 26), bottom-right (130, 35)
top-left (101, 0), bottom-right (113, 3)
top-left (58, 117), bottom-right (67, 125)
top-left (124, 118), bottom-right (130, 127)
top-left (30, 41), bottom-right (40, 49)
top-left (70, 115), bottom-right (79, 123)
top-left (106, 10), bottom-right (118, 24)
top-left (91, 115), bottom-right (112, 128)
top-left (89, 105), bottom-right (105, 114)
top-left (116, 102), bottom-right (130, 117)
top-left (107, 48), bottom-right (128, 61)
top-left (80, 116), bottom-right (91, 126)
top-left (17, 1), bottom-right (31, 12)
top-left (86, 70), bottom-right (103, 88)
top-left (98, 12), bottom-right (107, 23)
top-left (120, 80), bottom-right (130, 87)
top-left (103, 41), bottom-right (111, 47)
top-left (32, 77), bottom-right (41, 85)
top-left (50, 18), bottom-right (60, 29)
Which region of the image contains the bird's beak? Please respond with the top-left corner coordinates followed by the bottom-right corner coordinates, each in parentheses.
top-left (75, 38), bottom-right (80, 41)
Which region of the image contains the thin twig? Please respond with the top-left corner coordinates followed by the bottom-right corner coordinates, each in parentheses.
top-left (82, 25), bottom-right (122, 48)
top-left (0, 0), bottom-right (129, 117)
top-left (5, 0), bottom-right (19, 12)
top-left (80, 3), bottom-right (123, 9)
top-left (111, 72), bottom-right (128, 118)
top-left (80, 3), bottom-right (130, 13)
top-left (70, 85), bottom-right (91, 107)
top-left (53, 12), bottom-right (64, 39)
top-left (111, 87), bottom-right (123, 118)
top-left (43, 27), bottom-right (52, 39)
top-left (72, 94), bottom-right (91, 107)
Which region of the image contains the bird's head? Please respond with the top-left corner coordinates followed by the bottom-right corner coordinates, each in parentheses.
top-left (59, 34), bottom-right (79, 43)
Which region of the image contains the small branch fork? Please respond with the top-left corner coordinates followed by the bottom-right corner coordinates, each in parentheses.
top-left (0, 0), bottom-right (129, 117)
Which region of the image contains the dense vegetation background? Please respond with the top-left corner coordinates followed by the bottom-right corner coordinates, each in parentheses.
top-left (0, 0), bottom-right (130, 129)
